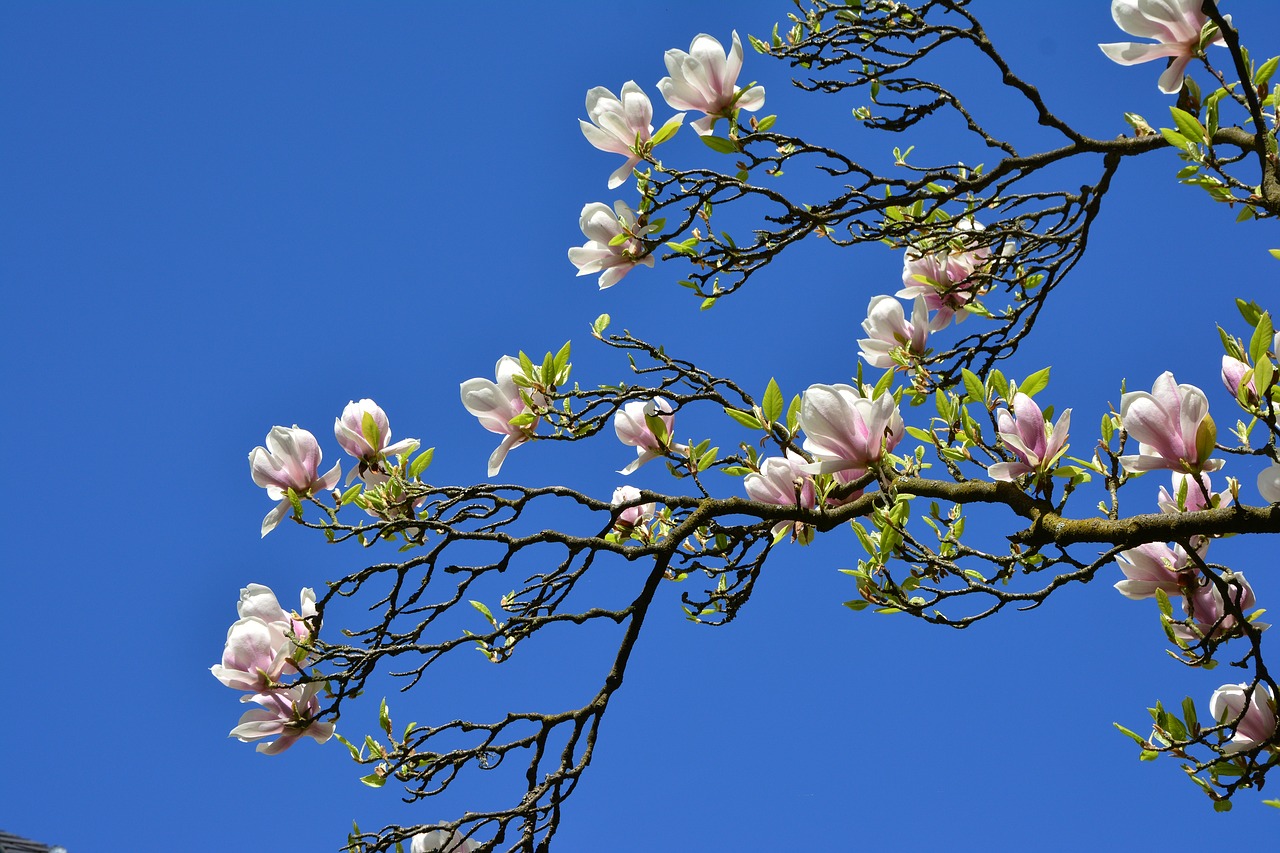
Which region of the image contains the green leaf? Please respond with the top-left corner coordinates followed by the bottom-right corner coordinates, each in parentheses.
top-left (469, 599), bottom-right (497, 627)
top-left (1101, 413), bottom-right (1115, 443)
top-left (700, 297), bottom-right (716, 311)
top-left (1269, 249), bottom-right (1280, 261)
top-left (1236, 298), bottom-right (1263, 327)
top-left (987, 369), bottom-right (1009, 402)
top-left (592, 313), bottom-right (611, 336)
top-left (755, 114), bottom-right (776, 132)
top-left (762, 378), bottom-right (784, 424)
top-left (747, 33), bottom-right (770, 54)
top-left (361, 411), bottom-right (382, 453)
top-left (1155, 587), bottom-right (1174, 619)
top-left (961, 369), bottom-right (985, 404)
top-left (1159, 127), bottom-right (1190, 150)
top-left (787, 394), bottom-right (802, 434)
top-left (905, 426), bottom-right (934, 443)
top-left (1138, 749), bottom-right (1159, 761)
top-left (843, 599), bottom-right (872, 611)
top-left (721, 465), bottom-right (752, 476)
top-left (553, 339), bottom-right (572, 375)
top-left (1020, 367), bottom-right (1051, 398)
top-left (379, 698), bottom-right (392, 735)
top-left (1213, 800), bottom-right (1233, 813)
top-left (1255, 356), bottom-right (1274, 396)
top-left (872, 368), bottom-right (895, 400)
top-left (1254, 55), bottom-right (1279, 87)
top-left (724, 407), bottom-right (763, 430)
top-left (1181, 696), bottom-right (1199, 733)
top-left (359, 772), bottom-right (387, 788)
top-left (507, 411), bottom-right (536, 428)
top-left (1169, 107), bottom-right (1207, 145)
top-left (408, 448), bottom-right (435, 480)
top-left (339, 483), bottom-right (363, 506)
top-left (650, 114), bottom-right (683, 146)
top-left (700, 135), bottom-right (739, 154)
top-left (1114, 723), bottom-right (1148, 745)
top-left (1250, 311), bottom-right (1274, 363)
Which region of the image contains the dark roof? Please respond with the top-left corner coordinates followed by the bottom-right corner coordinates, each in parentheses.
top-left (0, 830), bottom-right (64, 853)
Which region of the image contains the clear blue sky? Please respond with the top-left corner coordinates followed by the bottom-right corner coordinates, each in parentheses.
top-left (2, 2), bottom-right (1278, 850)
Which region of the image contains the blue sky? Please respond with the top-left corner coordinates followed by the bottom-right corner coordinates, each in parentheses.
top-left (3, 2), bottom-right (1279, 850)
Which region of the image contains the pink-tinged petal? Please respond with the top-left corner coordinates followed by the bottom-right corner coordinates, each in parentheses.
top-left (724, 31), bottom-right (745, 92)
top-left (619, 81), bottom-right (652, 131)
top-left (690, 114), bottom-right (717, 136)
top-left (1258, 463), bottom-right (1280, 504)
top-left (487, 433), bottom-right (523, 478)
top-left (318, 462), bottom-right (341, 492)
top-left (1157, 54), bottom-right (1194, 94)
top-left (1010, 393), bottom-right (1047, 460)
top-left (597, 263), bottom-right (633, 290)
top-left (987, 461), bottom-right (1033, 482)
top-left (619, 448), bottom-right (660, 476)
top-left (580, 119), bottom-right (627, 154)
top-left (261, 500), bottom-right (290, 537)
top-left (735, 85), bottom-right (766, 113)
top-left (607, 157), bottom-right (641, 190)
top-left (1098, 41), bottom-right (1185, 65)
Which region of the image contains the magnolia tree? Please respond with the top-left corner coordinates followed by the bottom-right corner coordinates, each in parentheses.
top-left (214, 1), bottom-right (1280, 850)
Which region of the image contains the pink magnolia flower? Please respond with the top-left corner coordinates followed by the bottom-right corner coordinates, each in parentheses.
top-left (249, 426), bottom-right (342, 537)
top-left (798, 385), bottom-right (904, 475)
top-left (411, 828), bottom-right (481, 853)
top-left (1157, 472), bottom-right (1229, 513)
top-left (987, 392), bottom-right (1071, 482)
top-left (1099, 0), bottom-right (1227, 95)
top-left (334, 399), bottom-right (419, 483)
top-left (1114, 541), bottom-right (1202, 600)
top-left (580, 82), bottom-right (683, 189)
top-left (657, 31), bottom-right (765, 136)
top-left (897, 220), bottom-right (991, 330)
top-left (857, 295), bottom-right (930, 369)
top-left (744, 451), bottom-right (816, 538)
top-left (1259, 463), bottom-right (1280, 504)
top-left (614, 398), bottom-right (685, 475)
top-left (460, 356), bottom-right (540, 478)
top-left (1119, 372), bottom-right (1222, 475)
top-left (210, 617), bottom-right (294, 693)
top-left (1221, 356), bottom-right (1257, 404)
top-left (1209, 682), bottom-right (1277, 753)
top-left (567, 200), bottom-right (656, 289)
top-left (229, 681), bottom-right (335, 755)
top-left (212, 584), bottom-right (319, 692)
top-left (1175, 573), bottom-right (1260, 643)
top-left (611, 485), bottom-right (656, 529)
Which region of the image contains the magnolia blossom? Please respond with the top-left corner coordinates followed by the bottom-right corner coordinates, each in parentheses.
top-left (798, 385), bottom-right (903, 475)
top-left (1099, 0), bottom-right (1227, 94)
top-left (229, 682), bottom-right (335, 755)
top-left (460, 356), bottom-right (540, 478)
top-left (1175, 573), bottom-right (1259, 643)
top-left (1259, 463), bottom-right (1280, 504)
top-left (249, 426), bottom-right (342, 537)
top-left (212, 584), bottom-right (317, 692)
top-left (580, 82), bottom-right (682, 189)
top-left (1221, 356), bottom-right (1257, 404)
top-left (1209, 682), bottom-right (1277, 754)
top-left (744, 451), bottom-right (816, 538)
top-left (611, 485), bottom-right (656, 529)
top-left (410, 829), bottom-right (481, 853)
top-left (657, 31), bottom-right (765, 135)
top-left (334, 399), bottom-right (419, 479)
top-left (987, 393), bottom-right (1071, 482)
top-left (614, 398), bottom-right (685, 475)
top-left (897, 220), bottom-right (991, 330)
top-left (567, 200), bottom-right (655, 289)
top-left (1119, 372), bottom-right (1222, 475)
top-left (210, 617), bottom-right (294, 693)
top-left (857, 295), bottom-right (929, 369)
top-left (1157, 472), bottom-right (1228, 513)
top-left (1114, 541), bottom-right (1202, 600)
